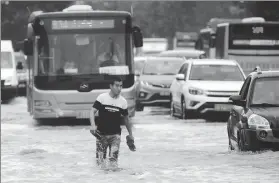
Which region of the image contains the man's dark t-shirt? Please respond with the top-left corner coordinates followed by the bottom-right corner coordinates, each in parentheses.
top-left (93, 92), bottom-right (128, 135)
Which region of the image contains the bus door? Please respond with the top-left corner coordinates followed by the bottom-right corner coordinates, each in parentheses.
top-left (27, 36), bottom-right (40, 115)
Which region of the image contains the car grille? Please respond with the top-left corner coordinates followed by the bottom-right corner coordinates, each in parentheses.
top-left (206, 91), bottom-right (239, 97)
top-left (149, 93), bottom-right (170, 101)
top-left (151, 84), bottom-right (170, 88)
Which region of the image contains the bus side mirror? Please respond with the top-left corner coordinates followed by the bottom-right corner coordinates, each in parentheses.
top-left (132, 26), bottom-right (143, 48)
top-left (23, 39), bottom-right (33, 56)
top-left (16, 62), bottom-right (24, 70)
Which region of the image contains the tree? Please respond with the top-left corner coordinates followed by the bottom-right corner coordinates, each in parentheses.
top-left (1, 1), bottom-right (72, 50)
top-left (244, 1), bottom-right (279, 21)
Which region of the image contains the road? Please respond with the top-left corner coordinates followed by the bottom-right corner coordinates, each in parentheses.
top-left (1, 97), bottom-right (279, 183)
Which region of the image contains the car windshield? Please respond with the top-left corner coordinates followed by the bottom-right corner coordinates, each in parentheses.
top-left (251, 77), bottom-right (279, 106)
top-left (1, 52), bottom-right (13, 68)
top-left (143, 59), bottom-right (183, 75)
top-left (189, 64), bottom-right (244, 81)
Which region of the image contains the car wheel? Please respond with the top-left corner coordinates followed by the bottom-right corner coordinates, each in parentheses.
top-left (227, 126), bottom-right (235, 150)
top-left (170, 99), bottom-right (175, 117)
top-left (228, 139), bottom-right (234, 151)
top-left (136, 103), bottom-right (144, 111)
top-left (238, 131), bottom-right (248, 151)
top-left (181, 98), bottom-right (187, 119)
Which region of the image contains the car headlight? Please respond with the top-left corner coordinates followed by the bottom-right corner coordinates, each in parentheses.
top-left (189, 87), bottom-right (204, 95)
top-left (248, 114), bottom-right (270, 129)
top-left (140, 81), bottom-right (150, 86)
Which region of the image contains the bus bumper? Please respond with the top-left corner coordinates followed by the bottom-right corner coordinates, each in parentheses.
top-left (33, 98), bottom-right (136, 119)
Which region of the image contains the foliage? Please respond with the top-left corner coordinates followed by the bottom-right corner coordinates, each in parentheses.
top-left (1, 1), bottom-right (278, 50)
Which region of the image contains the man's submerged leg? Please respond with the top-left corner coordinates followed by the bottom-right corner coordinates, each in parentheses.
top-left (96, 138), bottom-right (108, 167)
top-left (108, 134), bottom-right (121, 168)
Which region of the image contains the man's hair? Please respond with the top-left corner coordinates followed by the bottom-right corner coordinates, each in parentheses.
top-left (109, 76), bottom-right (123, 86)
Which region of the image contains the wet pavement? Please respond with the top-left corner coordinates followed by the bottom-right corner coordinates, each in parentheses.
top-left (1, 97), bottom-right (279, 183)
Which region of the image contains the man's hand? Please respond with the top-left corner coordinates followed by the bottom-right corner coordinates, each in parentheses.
top-left (126, 135), bottom-right (136, 151)
top-left (127, 134), bottom-right (134, 141)
top-left (90, 126), bottom-right (97, 136)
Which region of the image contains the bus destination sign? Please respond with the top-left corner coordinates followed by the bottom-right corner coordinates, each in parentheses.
top-left (51, 19), bottom-right (115, 30)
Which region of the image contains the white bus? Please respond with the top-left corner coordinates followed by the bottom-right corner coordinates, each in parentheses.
top-left (173, 32), bottom-right (198, 50)
top-left (23, 5), bottom-right (143, 120)
top-left (141, 38), bottom-right (168, 56)
top-left (195, 18), bottom-right (242, 58)
top-left (215, 17), bottom-right (279, 75)
top-left (195, 28), bottom-right (216, 58)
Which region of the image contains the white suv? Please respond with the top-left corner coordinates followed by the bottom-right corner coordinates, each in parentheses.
top-left (170, 59), bottom-right (246, 119)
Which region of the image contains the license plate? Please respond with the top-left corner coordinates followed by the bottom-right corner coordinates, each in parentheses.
top-left (214, 104), bottom-right (232, 111)
top-left (76, 110), bottom-right (90, 119)
top-left (18, 84), bottom-right (26, 88)
top-left (160, 91), bottom-right (170, 96)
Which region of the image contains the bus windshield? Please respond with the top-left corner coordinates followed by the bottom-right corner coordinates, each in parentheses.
top-left (38, 33), bottom-right (126, 75)
top-left (1, 52), bottom-right (13, 69)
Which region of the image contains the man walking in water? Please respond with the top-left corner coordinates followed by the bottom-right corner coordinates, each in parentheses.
top-left (89, 76), bottom-right (135, 168)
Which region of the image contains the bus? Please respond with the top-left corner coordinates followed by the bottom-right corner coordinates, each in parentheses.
top-left (195, 28), bottom-right (216, 58)
top-left (23, 5), bottom-right (143, 120)
top-left (215, 17), bottom-right (279, 75)
top-left (141, 38), bottom-right (168, 56)
top-left (173, 32), bottom-right (198, 50)
top-left (195, 18), bottom-right (241, 58)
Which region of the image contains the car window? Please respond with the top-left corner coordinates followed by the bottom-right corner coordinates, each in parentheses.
top-left (1, 52), bottom-right (13, 68)
top-left (178, 63), bottom-right (188, 75)
top-left (178, 63), bottom-right (186, 74)
top-left (251, 77), bottom-right (279, 105)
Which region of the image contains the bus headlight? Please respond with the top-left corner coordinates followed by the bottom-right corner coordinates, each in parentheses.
top-left (248, 114), bottom-right (270, 129)
top-left (35, 100), bottom-right (52, 107)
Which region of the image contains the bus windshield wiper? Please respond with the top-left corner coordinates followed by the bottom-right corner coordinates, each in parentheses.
top-left (161, 73), bottom-right (175, 75)
top-left (143, 73), bottom-right (158, 75)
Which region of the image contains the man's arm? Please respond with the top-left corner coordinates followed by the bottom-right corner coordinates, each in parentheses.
top-left (90, 95), bottom-right (102, 130)
top-left (89, 107), bottom-right (98, 130)
top-left (123, 115), bottom-right (133, 137)
top-left (122, 100), bottom-right (133, 138)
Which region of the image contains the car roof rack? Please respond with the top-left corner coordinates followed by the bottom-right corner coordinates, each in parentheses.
top-left (253, 66), bottom-right (262, 74)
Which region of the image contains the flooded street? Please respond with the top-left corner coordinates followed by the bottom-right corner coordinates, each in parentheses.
top-left (1, 97), bottom-right (279, 183)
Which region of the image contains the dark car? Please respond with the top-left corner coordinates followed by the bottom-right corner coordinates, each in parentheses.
top-left (227, 68), bottom-right (279, 151)
top-left (157, 49), bottom-right (206, 59)
top-left (136, 56), bottom-right (185, 111)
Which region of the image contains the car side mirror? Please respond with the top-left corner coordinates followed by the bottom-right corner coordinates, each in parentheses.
top-left (135, 70), bottom-right (141, 77)
top-left (229, 95), bottom-right (246, 107)
top-left (175, 74), bottom-right (185, 81)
